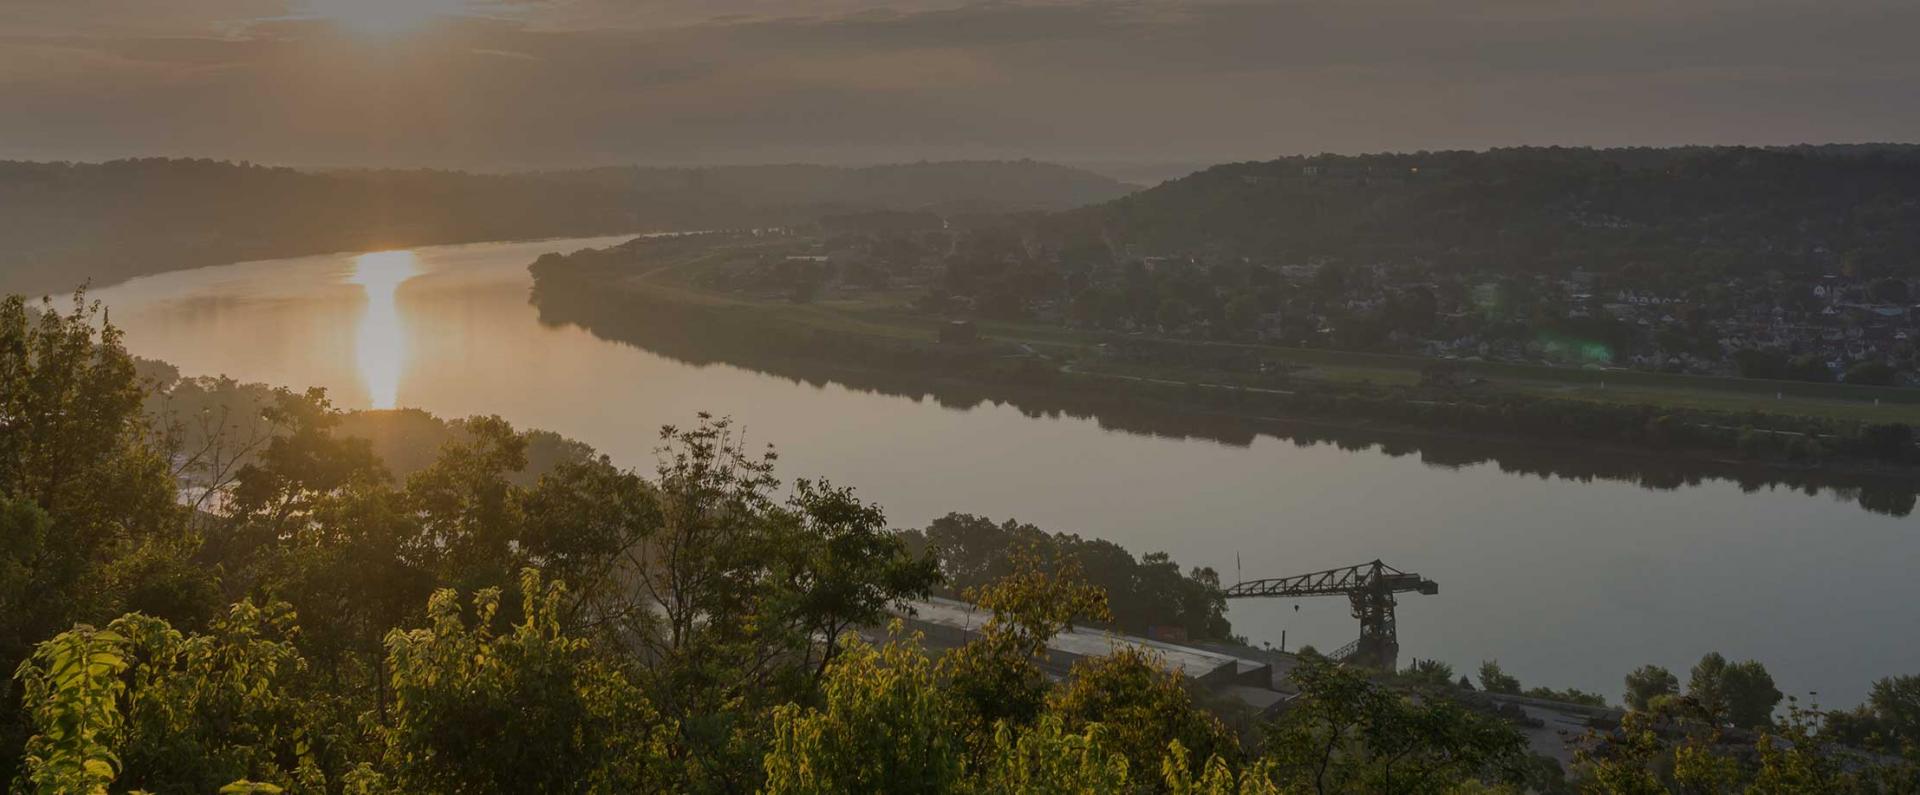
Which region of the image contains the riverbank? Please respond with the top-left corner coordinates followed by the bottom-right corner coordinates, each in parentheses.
top-left (526, 234), bottom-right (1920, 515)
top-left (5, 228), bottom-right (657, 298)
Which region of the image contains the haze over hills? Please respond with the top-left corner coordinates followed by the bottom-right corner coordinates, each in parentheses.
top-left (0, 158), bottom-right (1130, 294)
top-left (19, 144), bottom-right (1920, 297)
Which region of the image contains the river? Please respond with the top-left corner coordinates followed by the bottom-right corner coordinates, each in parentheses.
top-left (91, 236), bottom-right (1919, 708)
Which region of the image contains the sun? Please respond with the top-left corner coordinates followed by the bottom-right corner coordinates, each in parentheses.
top-left (299, 0), bottom-right (467, 37)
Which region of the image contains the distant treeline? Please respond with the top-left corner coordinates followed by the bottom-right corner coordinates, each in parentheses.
top-left (0, 158), bottom-right (1128, 293)
top-left (1056, 144), bottom-right (1920, 279)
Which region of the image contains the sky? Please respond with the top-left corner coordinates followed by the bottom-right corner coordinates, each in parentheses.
top-left (3, 0), bottom-right (1918, 170)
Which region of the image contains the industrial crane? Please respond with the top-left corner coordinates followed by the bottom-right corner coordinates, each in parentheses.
top-left (1223, 560), bottom-right (1438, 671)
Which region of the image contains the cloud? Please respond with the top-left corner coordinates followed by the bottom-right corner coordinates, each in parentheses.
top-left (1, 1), bottom-right (1917, 167)
top-left (0, 0), bottom-right (286, 37)
top-left (468, 47), bottom-right (541, 61)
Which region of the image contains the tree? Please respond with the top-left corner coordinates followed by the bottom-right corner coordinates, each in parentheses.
top-left (773, 480), bottom-right (940, 680)
top-left (1068, 288), bottom-right (1124, 329)
top-left (1623, 665), bottom-right (1679, 712)
top-left (1786, 354), bottom-right (1836, 383)
top-left (517, 454), bottom-right (661, 631)
top-left (1868, 674), bottom-right (1920, 746)
top-left (13, 601), bottom-right (330, 794)
top-left (762, 633), bottom-right (966, 794)
top-left (622, 414), bottom-right (943, 787)
top-left (1402, 658), bottom-right (1456, 688)
top-left (1688, 653), bottom-right (1732, 722)
top-left (1845, 361), bottom-right (1899, 386)
top-left (1747, 701), bottom-right (1861, 793)
top-left (226, 388), bottom-right (387, 536)
top-left (762, 630), bottom-right (1154, 795)
top-left (906, 513), bottom-right (1232, 641)
top-left (403, 415), bottom-right (541, 596)
top-left (633, 415), bottom-right (778, 658)
top-left (1478, 660), bottom-right (1521, 695)
top-left (1688, 653), bottom-right (1782, 729)
top-left (963, 550), bottom-right (1110, 655)
top-left (1223, 295), bottom-right (1264, 335)
top-left (0, 499), bottom-right (57, 707)
top-left (1, 293), bottom-right (182, 783)
top-left (1312, 263), bottom-right (1348, 294)
top-left (1854, 423), bottom-right (1917, 464)
top-left (1263, 658), bottom-right (1530, 794)
top-left (380, 570), bottom-right (670, 795)
top-left (210, 389), bottom-right (432, 705)
top-left (1871, 277), bottom-right (1911, 304)
top-left (1388, 286), bottom-right (1439, 335)
top-left (1575, 710), bottom-right (1698, 795)
top-left (1046, 647), bottom-right (1238, 777)
top-left (978, 716), bottom-right (1133, 793)
top-left (247, 473), bottom-right (431, 710)
top-left (0, 293), bottom-right (175, 538)
top-left (12, 620), bottom-right (130, 795)
top-left (941, 551), bottom-right (1110, 747)
top-left (1161, 741), bottom-right (1283, 795)
top-left (1578, 695), bottom-right (1918, 792)
top-left (1721, 660), bottom-right (1783, 731)
top-left (1156, 298), bottom-right (1194, 330)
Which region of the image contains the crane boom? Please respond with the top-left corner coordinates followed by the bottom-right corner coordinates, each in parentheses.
top-left (1222, 559), bottom-right (1437, 670)
top-left (1223, 559), bottom-right (1437, 599)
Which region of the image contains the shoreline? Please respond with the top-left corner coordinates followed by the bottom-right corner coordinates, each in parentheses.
top-left (527, 258), bottom-right (1920, 518)
top-left (9, 228), bottom-right (660, 297)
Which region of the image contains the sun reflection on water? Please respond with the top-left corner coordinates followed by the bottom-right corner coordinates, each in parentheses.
top-left (348, 250), bottom-right (418, 409)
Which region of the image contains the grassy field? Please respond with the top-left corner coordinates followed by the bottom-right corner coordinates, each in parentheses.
top-left (610, 239), bottom-right (1920, 425)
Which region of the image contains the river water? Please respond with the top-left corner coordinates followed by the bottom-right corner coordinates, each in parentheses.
top-left (92, 236), bottom-right (1919, 708)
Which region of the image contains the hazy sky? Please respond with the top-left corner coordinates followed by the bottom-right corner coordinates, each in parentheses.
top-left (4, 0), bottom-right (1917, 168)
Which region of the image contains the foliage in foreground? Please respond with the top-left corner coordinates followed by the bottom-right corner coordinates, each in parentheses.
top-left (4, 290), bottom-right (1920, 793)
top-left (11, 571), bottom-right (1542, 794)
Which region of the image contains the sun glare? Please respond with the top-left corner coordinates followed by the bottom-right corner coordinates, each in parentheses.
top-left (349, 251), bottom-right (419, 409)
top-left (300, 0), bottom-right (466, 36)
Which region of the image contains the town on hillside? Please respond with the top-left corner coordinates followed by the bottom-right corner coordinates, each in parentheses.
top-left (672, 220), bottom-right (1920, 388)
